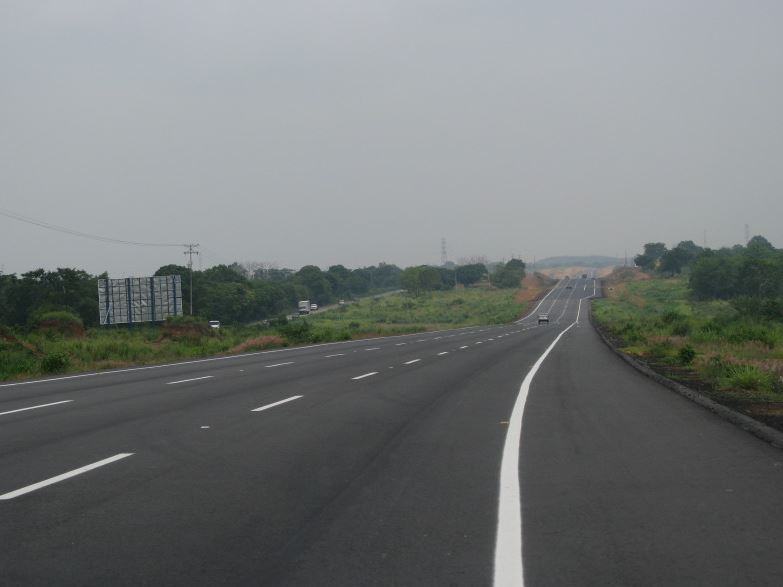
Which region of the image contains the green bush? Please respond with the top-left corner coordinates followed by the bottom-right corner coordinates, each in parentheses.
top-left (722, 364), bottom-right (775, 392)
top-left (678, 345), bottom-right (697, 365)
top-left (41, 351), bottom-right (71, 373)
top-left (724, 323), bottom-right (778, 348)
top-left (31, 310), bottom-right (85, 337)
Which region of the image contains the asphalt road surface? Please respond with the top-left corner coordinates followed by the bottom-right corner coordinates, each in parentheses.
top-left (1, 277), bottom-right (782, 586)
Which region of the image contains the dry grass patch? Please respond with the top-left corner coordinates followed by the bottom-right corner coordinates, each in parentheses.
top-left (230, 335), bottom-right (286, 353)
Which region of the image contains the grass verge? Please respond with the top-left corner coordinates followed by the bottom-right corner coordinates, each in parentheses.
top-left (0, 276), bottom-right (552, 382)
top-left (592, 268), bottom-right (783, 430)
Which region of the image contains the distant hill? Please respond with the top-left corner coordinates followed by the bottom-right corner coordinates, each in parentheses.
top-left (533, 256), bottom-right (623, 268)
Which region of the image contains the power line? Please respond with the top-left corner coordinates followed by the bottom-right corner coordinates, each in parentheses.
top-left (0, 207), bottom-right (183, 247)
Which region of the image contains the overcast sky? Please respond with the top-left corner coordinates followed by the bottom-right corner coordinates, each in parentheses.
top-left (2, 1), bottom-right (781, 276)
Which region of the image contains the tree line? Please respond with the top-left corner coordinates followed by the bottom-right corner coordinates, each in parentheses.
top-left (634, 235), bottom-right (783, 319)
top-left (0, 259), bottom-right (525, 328)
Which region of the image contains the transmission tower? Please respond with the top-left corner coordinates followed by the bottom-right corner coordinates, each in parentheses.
top-left (184, 243), bottom-right (200, 315)
top-left (441, 237), bottom-right (448, 266)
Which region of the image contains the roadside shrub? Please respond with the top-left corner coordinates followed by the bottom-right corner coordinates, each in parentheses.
top-left (612, 321), bottom-right (644, 343)
top-left (31, 310), bottom-right (85, 338)
top-left (269, 314), bottom-right (289, 327)
top-left (348, 321), bottom-right (361, 330)
top-left (40, 351), bottom-right (71, 373)
top-left (722, 364), bottom-right (775, 392)
top-left (161, 316), bottom-right (213, 339)
top-left (647, 339), bottom-right (674, 360)
top-left (277, 319), bottom-right (312, 344)
top-left (678, 345), bottom-right (697, 365)
top-left (660, 310), bottom-right (686, 324)
top-left (724, 323), bottom-right (778, 348)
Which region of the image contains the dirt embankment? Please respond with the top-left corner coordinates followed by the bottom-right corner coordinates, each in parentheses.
top-left (515, 273), bottom-right (557, 305)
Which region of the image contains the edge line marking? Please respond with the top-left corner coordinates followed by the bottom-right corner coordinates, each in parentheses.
top-left (493, 321), bottom-right (577, 586)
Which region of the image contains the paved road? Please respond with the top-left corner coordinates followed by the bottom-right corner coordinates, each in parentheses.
top-left (1, 277), bottom-right (782, 586)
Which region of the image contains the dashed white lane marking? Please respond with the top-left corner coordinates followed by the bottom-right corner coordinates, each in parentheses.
top-left (460, 346), bottom-right (469, 349)
top-left (434, 336), bottom-right (442, 340)
top-left (166, 375), bottom-right (214, 385)
top-left (0, 400), bottom-right (73, 417)
top-left (265, 362), bottom-right (295, 368)
top-left (365, 347), bottom-right (381, 351)
top-left (416, 339), bottom-right (426, 343)
top-left (494, 321), bottom-right (577, 587)
top-left (352, 372), bottom-right (379, 380)
top-left (437, 352), bottom-right (449, 356)
top-left (324, 353), bottom-right (345, 358)
top-left (476, 341), bottom-right (483, 345)
top-left (252, 395), bottom-right (303, 412)
top-left (0, 453), bottom-right (135, 500)
top-left (395, 343), bottom-right (407, 346)
top-left (200, 426), bottom-right (210, 429)
top-left (403, 359), bottom-right (421, 365)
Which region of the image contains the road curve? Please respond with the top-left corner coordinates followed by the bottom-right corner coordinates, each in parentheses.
top-left (1, 277), bottom-right (781, 586)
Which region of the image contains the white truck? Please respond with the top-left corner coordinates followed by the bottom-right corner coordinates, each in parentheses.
top-left (298, 300), bottom-right (311, 315)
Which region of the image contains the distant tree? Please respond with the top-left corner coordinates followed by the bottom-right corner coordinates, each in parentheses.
top-left (456, 263), bottom-right (486, 286)
top-left (634, 242), bottom-right (667, 271)
top-left (492, 259), bottom-right (526, 288)
top-left (400, 266), bottom-right (441, 296)
top-left (294, 265), bottom-right (332, 304)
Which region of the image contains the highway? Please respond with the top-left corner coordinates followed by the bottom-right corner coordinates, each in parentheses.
top-left (1, 277), bottom-right (782, 586)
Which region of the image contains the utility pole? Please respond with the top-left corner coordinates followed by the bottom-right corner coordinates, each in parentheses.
top-left (184, 243), bottom-right (199, 315)
top-left (440, 237), bottom-right (448, 266)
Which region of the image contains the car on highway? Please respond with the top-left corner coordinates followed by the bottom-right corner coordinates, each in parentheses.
top-left (538, 314), bottom-right (549, 324)
top-left (310, 303), bottom-right (318, 311)
top-left (208, 320), bottom-right (221, 329)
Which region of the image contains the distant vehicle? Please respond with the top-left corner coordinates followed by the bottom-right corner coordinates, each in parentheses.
top-left (310, 303), bottom-right (318, 311)
top-left (208, 320), bottom-right (221, 329)
top-left (338, 299), bottom-right (345, 305)
top-left (298, 300), bottom-right (311, 315)
top-left (566, 284), bottom-right (573, 289)
top-left (582, 273), bottom-right (588, 279)
top-left (538, 314), bottom-right (549, 325)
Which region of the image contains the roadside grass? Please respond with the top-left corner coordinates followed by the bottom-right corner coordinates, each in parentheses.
top-left (309, 287), bottom-right (528, 334)
top-left (593, 273), bottom-right (783, 405)
top-left (0, 280), bottom-right (545, 382)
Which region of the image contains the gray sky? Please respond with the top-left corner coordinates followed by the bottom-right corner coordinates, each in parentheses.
top-left (2, 1), bottom-right (781, 276)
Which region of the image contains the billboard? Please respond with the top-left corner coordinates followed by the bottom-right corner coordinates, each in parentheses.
top-left (98, 275), bottom-right (183, 325)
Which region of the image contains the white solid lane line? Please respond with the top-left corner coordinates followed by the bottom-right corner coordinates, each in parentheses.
top-left (493, 321), bottom-right (577, 587)
top-left (265, 362), bottom-right (295, 368)
top-left (166, 375), bottom-right (214, 385)
top-left (251, 395), bottom-right (303, 412)
top-left (0, 453), bottom-right (134, 500)
top-left (0, 400), bottom-right (73, 417)
top-left (403, 359), bottom-right (421, 365)
top-left (324, 353), bottom-right (345, 358)
top-left (352, 372), bottom-right (379, 380)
